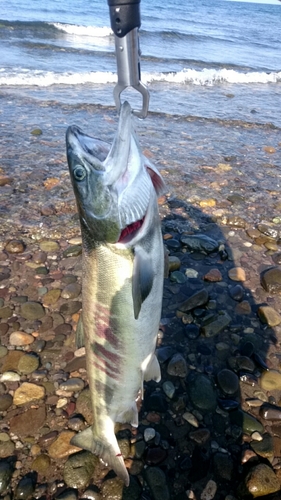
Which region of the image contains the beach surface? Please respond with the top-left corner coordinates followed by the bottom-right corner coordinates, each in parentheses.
top-left (1, 94), bottom-right (281, 499)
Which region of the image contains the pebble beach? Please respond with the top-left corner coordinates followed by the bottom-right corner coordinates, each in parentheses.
top-left (1, 93), bottom-right (281, 500)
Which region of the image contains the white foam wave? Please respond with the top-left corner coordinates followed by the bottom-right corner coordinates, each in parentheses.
top-left (144, 68), bottom-right (281, 85)
top-left (0, 69), bottom-right (116, 86)
top-left (51, 23), bottom-right (113, 38)
top-left (0, 67), bottom-right (280, 88)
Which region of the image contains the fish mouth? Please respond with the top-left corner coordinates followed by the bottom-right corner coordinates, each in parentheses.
top-left (117, 217), bottom-right (145, 244)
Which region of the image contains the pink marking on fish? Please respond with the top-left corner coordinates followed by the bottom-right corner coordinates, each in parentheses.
top-left (92, 359), bottom-right (119, 380)
top-left (94, 342), bottom-right (121, 364)
top-left (96, 322), bottom-right (119, 349)
top-left (92, 351), bottom-right (120, 375)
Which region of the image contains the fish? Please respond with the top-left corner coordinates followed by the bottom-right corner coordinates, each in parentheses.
top-left (66, 101), bottom-right (165, 486)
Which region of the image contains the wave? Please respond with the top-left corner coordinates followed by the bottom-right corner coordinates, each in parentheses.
top-left (51, 23), bottom-right (113, 38)
top-left (0, 67), bottom-right (280, 87)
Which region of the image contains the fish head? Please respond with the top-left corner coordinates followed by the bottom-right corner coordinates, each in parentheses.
top-left (66, 101), bottom-right (165, 249)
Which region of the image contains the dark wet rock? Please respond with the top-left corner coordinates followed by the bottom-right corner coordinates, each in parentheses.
top-left (60, 301), bottom-right (82, 316)
top-left (227, 215), bottom-right (247, 228)
top-left (0, 323), bottom-right (9, 336)
top-left (239, 463), bottom-right (280, 498)
top-left (5, 239), bottom-right (25, 254)
top-left (217, 369), bottom-right (239, 395)
top-left (10, 406), bottom-right (46, 437)
top-left (63, 451), bottom-right (98, 489)
top-left (63, 245), bottom-right (82, 258)
top-left (145, 447), bottom-right (167, 465)
top-left (189, 446), bottom-right (210, 482)
top-left (235, 355), bottom-right (255, 373)
top-left (251, 433), bottom-right (274, 460)
top-left (144, 467), bottom-right (170, 500)
top-left (145, 392), bottom-right (168, 413)
top-left (260, 404), bottom-right (281, 420)
top-left (252, 352), bottom-right (269, 371)
top-left (230, 409), bottom-right (264, 434)
top-left (38, 315), bottom-right (53, 333)
top-left (201, 312), bottom-right (231, 337)
top-left (0, 394), bottom-right (13, 411)
top-left (272, 252), bottom-right (281, 265)
top-left (178, 289), bottom-right (209, 312)
top-left (167, 353), bottom-right (188, 378)
top-left (65, 356), bottom-right (86, 373)
top-left (59, 378), bottom-right (84, 392)
top-left (21, 301), bottom-right (45, 320)
top-left (240, 372), bottom-right (258, 386)
top-left (180, 234), bottom-right (218, 254)
top-left (189, 428), bottom-right (210, 444)
top-left (33, 251), bottom-right (47, 264)
top-left (43, 289), bottom-right (61, 305)
top-left (32, 339), bottom-right (46, 353)
top-left (213, 452), bottom-right (234, 481)
top-left (0, 439), bottom-right (15, 458)
top-left (54, 323), bottom-right (72, 335)
top-left (15, 473), bottom-right (36, 500)
top-left (217, 398), bottom-right (239, 411)
top-left (240, 341), bottom-right (254, 358)
top-left (165, 238), bottom-right (181, 251)
top-left (55, 488), bottom-right (78, 500)
top-left (184, 324), bottom-right (200, 339)
top-left (156, 346), bottom-right (176, 364)
top-left (168, 256), bottom-right (181, 272)
top-left (0, 306), bottom-right (13, 319)
top-left (0, 269), bottom-right (10, 282)
top-left (38, 430), bottom-right (58, 448)
top-left (36, 266), bottom-right (49, 275)
top-left (187, 372), bottom-right (217, 411)
top-left (170, 271), bottom-right (186, 284)
top-left (0, 460), bottom-right (13, 494)
top-left (261, 267), bottom-right (281, 293)
top-left (68, 416), bottom-right (84, 432)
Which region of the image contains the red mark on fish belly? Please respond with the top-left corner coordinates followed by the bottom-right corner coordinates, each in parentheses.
top-left (94, 342), bottom-right (120, 364)
top-left (95, 305), bottom-right (119, 348)
top-left (92, 359), bottom-right (119, 380)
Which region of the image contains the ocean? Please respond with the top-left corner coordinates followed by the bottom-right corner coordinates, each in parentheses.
top-left (0, 0), bottom-right (281, 127)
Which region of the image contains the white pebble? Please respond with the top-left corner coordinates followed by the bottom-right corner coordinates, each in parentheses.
top-left (201, 479), bottom-right (217, 500)
top-left (56, 398), bottom-right (68, 409)
top-left (182, 412), bottom-right (199, 428)
top-left (162, 381), bottom-right (175, 399)
top-left (243, 241), bottom-right (252, 247)
top-left (0, 371), bottom-right (20, 382)
top-left (74, 347), bottom-right (86, 357)
top-left (185, 268), bottom-right (198, 278)
top-left (251, 431), bottom-right (263, 441)
top-left (228, 231), bottom-right (235, 237)
top-left (144, 428), bottom-right (156, 442)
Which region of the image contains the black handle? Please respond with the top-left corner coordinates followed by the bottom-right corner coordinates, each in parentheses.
top-left (107, 0), bottom-right (141, 37)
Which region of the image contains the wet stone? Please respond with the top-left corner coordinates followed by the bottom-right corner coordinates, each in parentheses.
top-left (48, 430), bottom-right (80, 459)
top-left (162, 381), bottom-right (175, 399)
top-left (165, 238), bottom-right (181, 250)
top-left (0, 440), bottom-right (15, 458)
top-left (38, 430), bottom-right (58, 448)
top-left (63, 245), bottom-right (82, 258)
top-left (13, 382), bottom-right (45, 405)
top-left (0, 394), bottom-right (13, 411)
top-left (33, 251), bottom-right (47, 264)
top-left (170, 271), bottom-right (186, 284)
top-left (204, 269), bottom-right (222, 282)
top-left (168, 256), bottom-right (181, 272)
top-left (42, 289), bottom-right (61, 305)
top-left (217, 369), bottom-right (239, 395)
top-left (240, 463), bottom-right (280, 498)
top-left (21, 301), bottom-right (45, 320)
top-left (0, 307), bottom-right (13, 319)
top-left (167, 353), bottom-right (188, 378)
top-left (0, 345), bottom-right (8, 358)
top-left (189, 428), bottom-right (210, 444)
top-left (144, 467), bottom-right (170, 500)
top-left (63, 451), bottom-right (98, 489)
top-left (68, 417), bottom-right (84, 432)
top-left (10, 405), bottom-right (46, 436)
top-left (55, 488), bottom-right (79, 500)
top-left (145, 447), bottom-right (167, 465)
top-left (213, 453), bottom-right (234, 481)
top-left (185, 323), bottom-right (200, 340)
top-left (228, 267), bottom-right (246, 281)
top-left (0, 323), bottom-right (9, 336)
top-left (258, 306), bottom-right (281, 326)
top-left (59, 378), bottom-right (84, 392)
top-left (5, 239), bottom-right (25, 254)
top-left (0, 461), bottom-right (13, 494)
top-left (9, 331), bottom-right (34, 346)
top-left (145, 391), bottom-right (168, 413)
top-left (15, 474), bottom-right (36, 500)
top-left (60, 301), bottom-right (82, 316)
top-left (61, 283), bottom-right (81, 300)
top-left (201, 312), bottom-right (231, 337)
top-left (75, 389), bottom-right (93, 424)
top-left (178, 289), bottom-right (209, 312)
top-left (1, 350), bottom-right (24, 371)
top-left (39, 240), bottom-right (60, 252)
top-left (31, 454), bottom-right (51, 475)
top-left (251, 433), bottom-right (274, 459)
top-left (180, 234), bottom-right (218, 254)
top-left (188, 372), bottom-right (217, 411)
top-left (54, 323), bottom-right (72, 335)
top-left (260, 371), bottom-right (281, 391)
top-left (260, 404), bottom-right (281, 420)
top-left (261, 267), bottom-right (281, 293)
top-left (230, 409), bottom-right (264, 434)
top-left (18, 353), bottom-right (40, 374)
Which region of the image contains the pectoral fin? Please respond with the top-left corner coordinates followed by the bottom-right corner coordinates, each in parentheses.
top-left (75, 315), bottom-right (84, 348)
top-left (132, 247), bottom-right (154, 319)
top-left (144, 353), bottom-right (161, 383)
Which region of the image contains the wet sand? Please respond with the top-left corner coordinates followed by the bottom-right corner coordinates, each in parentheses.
top-left (1, 93), bottom-right (281, 499)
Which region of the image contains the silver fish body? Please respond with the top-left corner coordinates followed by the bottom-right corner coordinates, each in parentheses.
top-left (66, 102), bottom-right (165, 486)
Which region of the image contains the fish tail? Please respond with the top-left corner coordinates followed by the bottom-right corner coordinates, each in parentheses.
top-left (71, 426), bottom-right (129, 487)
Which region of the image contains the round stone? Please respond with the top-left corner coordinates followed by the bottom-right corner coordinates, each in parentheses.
top-left (63, 451), bottom-right (98, 489)
top-left (31, 454), bottom-right (51, 475)
top-left (39, 240), bottom-right (60, 252)
top-left (217, 369), bottom-right (239, 395)
top-left (188, 373), bottom-right (217, 411)
top-left (144, 428), bottom-right (156, 442)
top-left (63, 245), bottom-right (82, 258)
top-left (18, 354), bottom-right (40, 374)
top-left (204, 269), bottom-right (222, 282)
top-left (167, 353), bottom-right (188, 378)
top-left (261, 267), bottom-right (281, 293)
top-left (60, 301), bottom-right (82, 316)
top-left (59, 378), bottom-right (84, 392)
top-left (0, 394), bottom-right (13, 411)
top-left (0, 346), bottom-right (8, 358)
top-left (42, 289), bottom-right (61, 306)
top-left (228, 267), bottom-right (246, 281)
top-left (0, 461), bottom-right (13, 494)
top-left (261, 370), bottom-right (281, 391)
top-left (20, 302), bottom-right (45, 320)
top-left (241, 463), bottom-right (280, 498)
top-left (258, 306), bottom-right (281, 326)
top-left (61, 283), bottom-right (82, 300)
top-left (9, 331), bottom-right (34, 346)
top-left (162, 381), bottom-right (175, 399)
top-left (5, 239), bottom-right (25, 254)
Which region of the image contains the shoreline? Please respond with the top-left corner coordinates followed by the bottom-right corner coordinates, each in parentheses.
top-left (1, 95), bottom-right (281, 498)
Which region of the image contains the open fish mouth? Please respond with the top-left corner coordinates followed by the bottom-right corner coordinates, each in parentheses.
top-left (117, 216), bottom-right (145, 244)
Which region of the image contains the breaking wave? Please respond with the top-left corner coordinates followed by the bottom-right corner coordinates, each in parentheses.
top-left (0, 67), bottom-right (280, 87)
top-left (51, 23), bottom-right (113, 38)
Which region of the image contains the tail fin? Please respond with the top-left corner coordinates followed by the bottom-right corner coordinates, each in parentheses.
top-left (71, 427), bottom-right (129, 487)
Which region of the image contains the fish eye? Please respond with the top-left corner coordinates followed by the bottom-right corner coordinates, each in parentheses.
top-left (73, 165), bottom-right (86, 181)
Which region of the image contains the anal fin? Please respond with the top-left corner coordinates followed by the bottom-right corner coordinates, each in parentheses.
top-left (144, 353), bottom-right (161, 383)
top-left (117, 402), bottom-right (139, 428)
